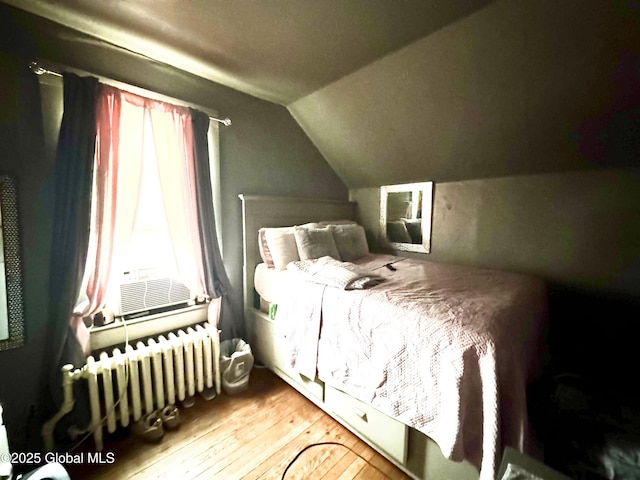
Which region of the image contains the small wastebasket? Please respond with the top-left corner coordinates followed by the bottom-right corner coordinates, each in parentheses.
top-left (220, 338), bottom-right (254, 395)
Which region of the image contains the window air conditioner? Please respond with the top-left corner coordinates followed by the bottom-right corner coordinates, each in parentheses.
top-left (111, 275), bottom-right (192, 318)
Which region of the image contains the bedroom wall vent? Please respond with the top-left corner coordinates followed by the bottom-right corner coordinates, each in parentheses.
top-left (42, 322), bottom-right (221, 452)
top-left (113, 275), bottom-right (192, 318)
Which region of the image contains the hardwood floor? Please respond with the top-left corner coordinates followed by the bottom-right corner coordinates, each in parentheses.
top-left (65, 367), bottom-right (412, 479)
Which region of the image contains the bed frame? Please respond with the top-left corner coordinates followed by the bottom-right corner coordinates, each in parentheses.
top-left (239, 194), bottom-right (479, 480)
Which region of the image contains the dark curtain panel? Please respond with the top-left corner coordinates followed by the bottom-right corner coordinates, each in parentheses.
top-left (41, 73), bottom-right (98, 422)
top-left (191, 109), bottom-right (242, 340)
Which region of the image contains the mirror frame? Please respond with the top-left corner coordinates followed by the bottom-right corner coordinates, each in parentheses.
top-left (380, 181), bottom-right (433, 254)
top-left (0, 175), bottom-right (25, 351)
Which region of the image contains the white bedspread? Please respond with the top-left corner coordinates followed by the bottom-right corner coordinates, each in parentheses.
top-left (287, 255), bottom-right (386, 289)
top-left (277, 254), bottom-right (548, 480)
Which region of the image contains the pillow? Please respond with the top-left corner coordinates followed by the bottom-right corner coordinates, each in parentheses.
top-left (259, 223), bottom-right (322, 269)
top-left (387, 221), bottom-right (412, 243)
top-left (293, 226), bottom-right (341, 261)
top-left (263, 227), bottom-right (299, 270)
top-left (299, 222), bottom-right (323, 229)
top-left (404, 219), bottom-right (422, 244)
top-left (331, 224), bottom-right (369, 261)
top-left (258, 228), bottom-right (275, 268)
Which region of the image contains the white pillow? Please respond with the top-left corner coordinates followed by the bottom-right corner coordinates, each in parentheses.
top-left (294, 226), bottom-right (341, 261)
top-left (263, 227), bottom-right (299, 270)
top-left (331, 224), bottom-right (369, 261)
top-left (257, 228), bottom-right (275, 268)
top-left (387, 221), bottom-right (412, 243)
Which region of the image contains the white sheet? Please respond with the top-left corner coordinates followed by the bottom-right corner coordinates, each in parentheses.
top-left (254, 262), bottom-right (291, 304)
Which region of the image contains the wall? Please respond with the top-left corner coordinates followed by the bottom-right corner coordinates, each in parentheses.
top-left (0, 6), bottom-right (347, 451)
top-left (11, 10), bottom-right (349, 305)
top-left (290, 0), bottom-right (640, 187)
top-left (0, 46), bottom-right (52, 454)
top-left (352, 170), bottom-right (640, 295)
top-left (351, 168), bottom-right (640, 381)
top-left (2, 0), bottom-right (639, 456)
top-left (289, 0), bottom-right (640, 384)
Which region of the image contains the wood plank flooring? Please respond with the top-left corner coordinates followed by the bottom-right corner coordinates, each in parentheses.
top-left (65, 367), bottom-right (412, 479)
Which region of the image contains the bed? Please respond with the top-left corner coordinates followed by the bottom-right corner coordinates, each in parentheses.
top-left (239, 194), bottom-right (549, 480)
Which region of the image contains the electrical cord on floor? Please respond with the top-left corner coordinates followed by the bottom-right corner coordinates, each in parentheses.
top-left (281, 441), bottom-right (392, 479)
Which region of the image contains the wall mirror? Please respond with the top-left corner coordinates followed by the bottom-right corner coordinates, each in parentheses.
top-left (0, 175), bottom-right (25, 351)
top-left (380, 181), bottom-right (433, 253)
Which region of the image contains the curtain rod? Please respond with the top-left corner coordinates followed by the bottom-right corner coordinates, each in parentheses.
top-left (28, 61), bottom-right (232, 127)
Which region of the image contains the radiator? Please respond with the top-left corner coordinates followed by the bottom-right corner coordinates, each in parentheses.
top-left (42, 322), bottom-right (221, 452)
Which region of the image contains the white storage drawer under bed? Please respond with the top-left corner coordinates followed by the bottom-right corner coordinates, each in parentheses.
top-left (324, 384), bottom-right (409, 465)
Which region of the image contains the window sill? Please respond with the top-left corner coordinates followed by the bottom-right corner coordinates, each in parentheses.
top-left (89, 304), bottom-right (209, 352)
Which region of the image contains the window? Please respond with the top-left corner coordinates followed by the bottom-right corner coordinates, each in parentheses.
top-left (39, 68), bottom-right (233, 354)
top-left (62, 80), bottom-right (222, 323)
top-left (100, 111), bottom-right (192, 319)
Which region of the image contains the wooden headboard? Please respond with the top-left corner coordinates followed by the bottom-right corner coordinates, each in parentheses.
top-left (238, 194), bottom-right (356, 326)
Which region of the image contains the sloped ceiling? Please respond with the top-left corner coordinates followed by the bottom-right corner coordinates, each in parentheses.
top-left (3, 0), bottom-right (640, 188)
top-left (289, 0), bottom-right (640, 187)
top-left (1, 0), bottom-right (493, 105)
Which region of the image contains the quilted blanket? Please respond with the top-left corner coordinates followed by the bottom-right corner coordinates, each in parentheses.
top-left (287, 256), bottom-right (385, 290)
top-left (277, 254), bottom-right (548, 480)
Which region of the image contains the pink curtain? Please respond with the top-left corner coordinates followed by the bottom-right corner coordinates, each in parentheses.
top-left (72, 86), bottom-right (146, 353)
top-left (73, 86), bottom-right (207, 354)
top-left (110, 92), bottom-right (147, 276)
top-left (149, 104), bottom-right (207, 297)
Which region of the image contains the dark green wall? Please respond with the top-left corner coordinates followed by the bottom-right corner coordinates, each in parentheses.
top-left (0, 6), bottom-right (347, 450)
top-left (288, 0), bottom-right (640, 385)
top-left (2, 0), bottom-right (640, 455)
top-left (0, 47), bottom-right (52, 452)
top-left (290, 0), bottom-right (640, 187)
top-left (11, 10), bottom-right (349, 300)
top-left (351, 168), bottom-right (640, 382)
top-left (352, 170), bottom-right (640, 296)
